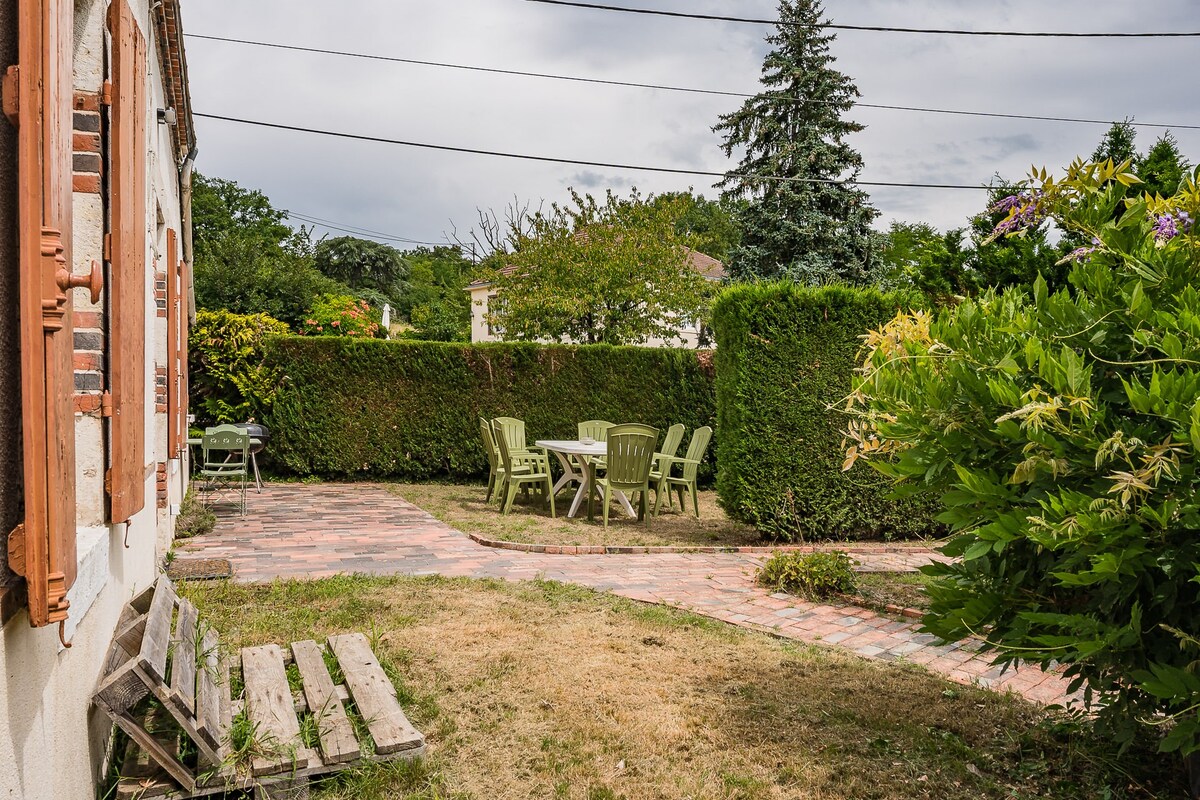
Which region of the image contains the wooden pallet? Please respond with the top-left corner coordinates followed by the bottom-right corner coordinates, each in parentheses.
top-left (93, 576), bottom-right (425, 799)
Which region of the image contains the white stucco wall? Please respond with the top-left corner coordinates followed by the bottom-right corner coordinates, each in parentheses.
top-left (0, 0), bottom-right (189, 797)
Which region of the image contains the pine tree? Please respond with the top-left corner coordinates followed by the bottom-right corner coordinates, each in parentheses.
top-left (1139, 132), bottom-right (1190, 198)
top-left (714, 0), bottom-right (878, 283)
top-left (1090, 119), bottom-right (1140, 170)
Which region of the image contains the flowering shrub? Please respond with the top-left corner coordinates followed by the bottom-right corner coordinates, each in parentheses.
top-left (299, 294), bottom-right (380, 338)
top-left (845, 160), bottom-right (1200, 760)
top-left (188, 309), bottom-right (290, 424)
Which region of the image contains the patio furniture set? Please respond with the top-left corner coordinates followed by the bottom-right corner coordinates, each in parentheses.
top-left (479, 417), bottom-right (712, 527)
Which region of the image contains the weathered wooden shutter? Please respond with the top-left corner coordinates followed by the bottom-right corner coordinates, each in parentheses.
top-left (8, 0), bottom-right (79, 628)
top-left (166, 228), bottom-right (184, 455)
top-left (108, 0), bottom-right (148, 523)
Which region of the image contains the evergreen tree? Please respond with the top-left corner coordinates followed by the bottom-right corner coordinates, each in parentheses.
top-left (1140, 132), bottom-right (1190, 198)
top-left (1090, 119), bottom-right (1140, 171)
top-left (714, 0), bottom-right (878, 283)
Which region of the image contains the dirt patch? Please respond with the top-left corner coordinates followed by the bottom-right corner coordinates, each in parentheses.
top-left (183, 576), bottom-right (1181, 800)
top-left (389, 483), bottom-right (763, 549)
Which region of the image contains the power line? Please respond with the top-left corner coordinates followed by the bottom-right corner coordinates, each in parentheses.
top-left (194, 111), bottom-right (989, 190)
top-left (523, 0), bottom-right (1200, 38)
top-left (285, 210), bottom-right (460, 249)
top-left (183, 33), bottom-right (1199, 132)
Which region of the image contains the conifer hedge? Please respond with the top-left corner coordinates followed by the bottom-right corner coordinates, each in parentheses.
top-left (260, 338), bottom-right (716, 481)
top-left (710, 283), bottom-right (939, 541)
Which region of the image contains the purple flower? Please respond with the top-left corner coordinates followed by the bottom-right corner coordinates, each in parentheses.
top-left (1152, 210), bottom-right (1193, 243)
top-left (990, 190), bottom-right (1046, 237)
top-left (1067, 237), bottom-right (1102, 263)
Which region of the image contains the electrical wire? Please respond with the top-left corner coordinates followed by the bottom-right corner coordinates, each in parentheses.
top-left (183, 33), bottom-right (1199, 131)
top-left (284, 210), bottom-right (459, 248)
top-left (194, 111), bottom-right (991, 190)
top-left (522, 0), bottom-right (1200, 38)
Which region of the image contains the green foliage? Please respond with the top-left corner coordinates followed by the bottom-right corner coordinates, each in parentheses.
top-left (188, 309), bottom-right (290, 425)
top-left (313, 236), bottom-right (410, 302)
top-left (877, 221), bottom-right (972, 302)
top-left (711, 282), bottom-right (938, 541)
top-left (174, 491), bottom-right (216, 539)
top-left (191, 173), bottom-right (346, 325)
top-left (262, 338), bottom-right (716, 481)
top-left (488, 189), bottom-right (711, 345)
top-left (300, 294), bottom-right (381, 338)
top-left (1141, 132), bottom-right (1191, 199)
top-left (968, 181), bottom-right (1072, 294)
top-left (714, 0), bottom-right (878, 283)
top-left (846, 159), bottom-right (1200, 755)
top-left (757, 550), bottom-right (856, 598)
top-left (649, 191), bottom-right (743, 263)
top-left (1091, 119), bottom-right (1140, 171)
top-left (407, 299), bottom-right (469, 342)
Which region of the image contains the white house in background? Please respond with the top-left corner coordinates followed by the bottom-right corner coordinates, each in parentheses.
top-left (0, 0), bottom-right (195, 797)
top-left (465, 248), bottom-right (725, 348)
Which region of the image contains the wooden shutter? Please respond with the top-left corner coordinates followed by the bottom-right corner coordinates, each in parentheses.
top-left (108, 0), bottom-right (147, 523)
top-left (166, 228), bottom-right (183, 455)
top-left (8, 0), bottom-right (78, 628)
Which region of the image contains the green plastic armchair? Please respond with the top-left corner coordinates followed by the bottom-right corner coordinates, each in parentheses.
top-left (656, 426), bottom-right (712, 517)
top-left (577, 420), bottom-right (614, 442)
top-left (648, 423), bottom-right (685, 514)
top-left (480, 417), bottom-right (529, 504)
top-left (494, 418), bottom-right (555, 517)
top-left (591, 423), bottom-right (658, 528)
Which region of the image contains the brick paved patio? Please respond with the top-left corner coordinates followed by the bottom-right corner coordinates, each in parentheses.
top-left (180, 482), bottom-right (1075, 707)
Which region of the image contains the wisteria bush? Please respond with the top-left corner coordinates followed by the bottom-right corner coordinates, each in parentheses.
top-left (845, 160), bottom-right (1200, 760)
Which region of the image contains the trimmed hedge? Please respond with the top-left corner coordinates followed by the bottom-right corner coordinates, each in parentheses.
top-left (711, 283), bottom-right (939, 541)
top-left (261, 338), bottom-right (716, 481)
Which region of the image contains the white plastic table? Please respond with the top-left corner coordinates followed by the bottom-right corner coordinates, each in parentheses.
top-left (535, 439), bottom-right (637, 520)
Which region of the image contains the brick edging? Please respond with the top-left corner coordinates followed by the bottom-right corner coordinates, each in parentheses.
top-left (465, 532), bottom-right (940, 557)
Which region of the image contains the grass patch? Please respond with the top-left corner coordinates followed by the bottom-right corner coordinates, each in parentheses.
top-left (174, 490), bottom-right (216, 539)
top-left (180, 575), bottom-right (1183, 799)
top-left (390, 482), bottom-right (762, 548)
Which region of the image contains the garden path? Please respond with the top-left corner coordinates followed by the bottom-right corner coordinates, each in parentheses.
top-left (179, 482), bottom-right (1074, 707)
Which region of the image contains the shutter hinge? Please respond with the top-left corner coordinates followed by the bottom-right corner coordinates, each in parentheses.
top-left (101, 391), bottom-right (114, 417)
top-left (101, 80), bottom-right (112, 107)
top-left (1, 66), bottom-right (18, 126)
top-left (7, 523), bottom-right (26, 577)
top-left (103, 233), bottom-right (112, 261)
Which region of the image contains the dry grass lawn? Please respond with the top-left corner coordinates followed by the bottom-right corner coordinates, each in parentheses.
top-left (180, 575), bottom-right (1179, 800)
top-left (389, 482), bottom-right (763, 548)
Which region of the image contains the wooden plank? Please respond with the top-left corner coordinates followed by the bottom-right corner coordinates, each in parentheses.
top-left (139, 576), bottom-right (177, 683)
top-left (291, 640), bottom-right (360, 764)
top-left (169, 599), bottom-right (198, 716)
top-left (112, 710), bottom-right (195, 793)
top-left (195, 627), bottom-right (222, 751)
top-left (242, 644), bottom-right (309, 776)
top-left (113, 611), bottom-right (147, 657)
top-left (93, 658), bottom-right (149, 715)
top-left (328, 634), bottom-right (424, 754)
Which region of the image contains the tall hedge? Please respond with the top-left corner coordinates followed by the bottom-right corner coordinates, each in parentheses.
top-left (711, 283), bottom-right (938, 541)
top-left (261, 338), bottom-right (716, 481)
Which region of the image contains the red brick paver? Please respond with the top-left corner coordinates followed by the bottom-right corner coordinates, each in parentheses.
top-left (181, 483), bottom-right (1075, 706)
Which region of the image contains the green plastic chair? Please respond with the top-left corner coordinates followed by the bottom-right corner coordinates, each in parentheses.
top-left (492, 416), bottom-right (546, 460)
top-left (577, 420), bottom-right (614, 442)
top-left (648, 423), bottom-right (685, 513)
top-left (656, 426), bottom-right (712, 517)
top-left (199, 424), bottom-right (251, 516)
top-left (494, 418), bottom-right (555, 517)
top-left (591, 423), bottom-right (658, 528)
top-left (480, 417), bottom-right (529, 504)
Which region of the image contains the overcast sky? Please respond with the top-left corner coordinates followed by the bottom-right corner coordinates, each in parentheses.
top-left (181, 0), bottom-right (1200, 254)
